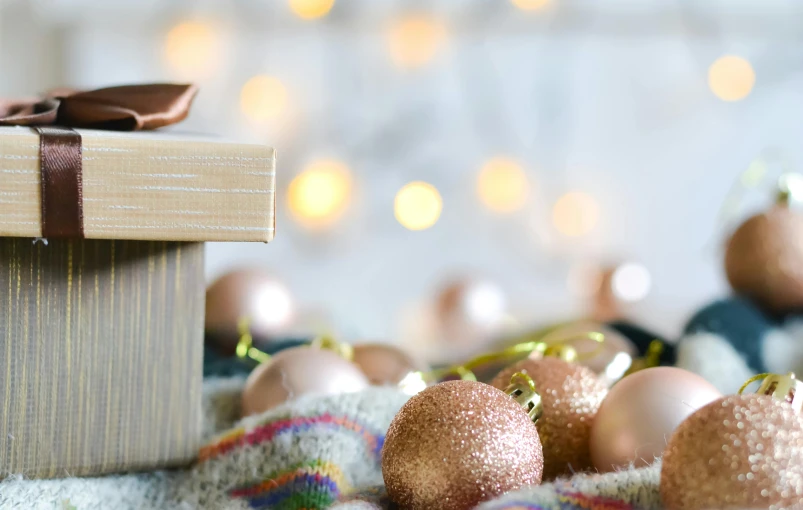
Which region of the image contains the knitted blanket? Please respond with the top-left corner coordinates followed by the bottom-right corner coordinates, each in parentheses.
top-left (0, 377), bottom-right (660, 510)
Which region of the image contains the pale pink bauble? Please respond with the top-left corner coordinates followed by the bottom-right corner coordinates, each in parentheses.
top-left (589, 367), bottom-right (722, 472)
top-left (241, 347), bottom-right (369, 417)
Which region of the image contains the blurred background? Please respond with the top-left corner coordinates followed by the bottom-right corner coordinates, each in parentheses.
top-left (2, 0), bottom-right (803, 355)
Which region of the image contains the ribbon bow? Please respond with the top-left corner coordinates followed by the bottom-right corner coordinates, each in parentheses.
top-left (0, 84), bottom-right (198, 238)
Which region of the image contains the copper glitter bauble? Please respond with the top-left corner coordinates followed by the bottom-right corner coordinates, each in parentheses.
top-left (725, 205), bottom-right (803, 314)
top-left (382, 380), bottom-right (543, 510)
top-left (205, 269), bottom-right (293, 355)
top-left (589, 366), bottom-right (722, 472)
top-left (351, 343), bottom-right (428, 387)
top-left (539, 321), bottom-right (637, 386)
top-left (661, 394), bottom-right (803, 510)
top-left (241, 347), bottom-right (369, 417)
top-left (491, 356), bottom-right (607, 480)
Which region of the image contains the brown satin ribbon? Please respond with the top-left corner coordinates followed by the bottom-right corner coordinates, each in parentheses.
top-left (0, 84), bottom-right (198, 239)
top-left (35, 126), bottom-right (83, 238)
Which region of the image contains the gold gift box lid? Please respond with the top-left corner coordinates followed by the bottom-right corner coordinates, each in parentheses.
top-left (0, 125), bottom-right (275, 243)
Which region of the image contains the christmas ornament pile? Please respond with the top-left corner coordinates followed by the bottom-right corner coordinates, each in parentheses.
top-left (379, 346), bottom-right (803, 509)
top-left (379, 333), bottom-right (727, 510)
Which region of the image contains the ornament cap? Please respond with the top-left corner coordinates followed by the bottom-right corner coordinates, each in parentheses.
top-left (543, 344), bottom-right (579, 363)
top-left (623, 339), bottom-right (664, 377)
top-left (775, 173), bottom-right (803, 206)
top-left (741, 372), bottom-right (803, 412)
top-left (504, 371), bottom-right (543, 422)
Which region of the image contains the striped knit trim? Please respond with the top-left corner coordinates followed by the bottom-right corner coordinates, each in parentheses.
top-left (229, 460), bottom-right (350, 510)
top-left (198, 413), bottom-right (383, 463)
top-left (555, 490), bottom-right (633, 510)
top-left (484, 504), bottom-right (547, 510)
top-left (487, 490), bottom-right (632, 510)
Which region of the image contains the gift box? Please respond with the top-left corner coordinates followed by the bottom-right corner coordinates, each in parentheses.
top-left (0, 86), bottom-right (275, 478)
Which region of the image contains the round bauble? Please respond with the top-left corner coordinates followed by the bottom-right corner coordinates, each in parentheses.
top-left (539, 321), bottom-right (637, 386)
top-left (205, 269), bottom-right (294, 355)
top-left (241, 347), bottom-right (369, 417)
top-left (725, 205), bottom-right (803, 314)
top-left (491, 356), bottom-right (607, 479)
top-left (435, 278), bottom-right (508, 351)
top-left (351, 343), bottom-right (428, 388)
top-left (589, 366), bottom-right (721, 472)
top-left (661, 394), bottom-right (803, 510)
top-left (382, 380), bottom-right (543, 510)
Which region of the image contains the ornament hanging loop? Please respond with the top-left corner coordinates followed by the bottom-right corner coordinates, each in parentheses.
top-left (311, 334), bottom-right (355, 361)
top-left (234, 317), bottom-right (271, 364)
top-left (503, 371), bottom-right (543, 423)
top-left (537, 331), bottom-right (606, 363)
top-left (623, 339), bottom-right (664, 377)
top-left (739, 372), bottom-right (803, 413)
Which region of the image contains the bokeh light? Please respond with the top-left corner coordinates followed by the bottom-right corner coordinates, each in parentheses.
top-left (552, 191), bottom-right (599, 237)
top-left (395, 182), bottom-right (443, 231)
top-left (164, 21), bottom-right (220, 79)
top-left (288, 0), bottom-right (335, 19)
top-left (288, 159), bottom-right (352, 228)
top-left (387, 15), bottom-right (447, 69)
top-left (464, 282), bottom-right (507, 327)
top-left (611, 263), bottom-right (652, 302)
top-left (253, 281), bottom-right (294, 329)
top-left (708, 55), bottom-right (755, 102)
top-left (511, 0), bottom-right (551, 11)
top-left (240, 75), bottom-right (288, 122)
top-left (477, 157), bottom-right (530, 213)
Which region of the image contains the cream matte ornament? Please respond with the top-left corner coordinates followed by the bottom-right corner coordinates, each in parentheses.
top-left (382, 379), bottom-right (543, 510)
top-left (661, 394), bottom-right (803, 510)
top-left (241, 347), bottom-right (369, 417)
top-left (491, 356), bottom-right (608, 479)
top-left (725, 202), bottom-right (803, 315)
top-left (205, 268), bottom-right (293, 355)
top-left (589, 367), bottom-right (722, 472)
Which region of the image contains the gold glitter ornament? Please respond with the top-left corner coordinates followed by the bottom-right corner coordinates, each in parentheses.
top-left (661, 394), bottom-right (803, 510)
top-left (725, 198), bottom-right (803, 315)
top-left (490, 356), bottom-right (607, 480)
top-left (382, 379), bottom-right (544, 510)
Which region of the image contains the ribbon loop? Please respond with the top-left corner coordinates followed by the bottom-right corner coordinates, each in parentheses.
top-left (0, 83), bottom-right (198, 239)
top-left (57, 84), bottom-right (198, 131)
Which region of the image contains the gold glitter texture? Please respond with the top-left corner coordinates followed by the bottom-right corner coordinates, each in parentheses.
top-left (725, 206), bottom-right (803, 314)
top-left (491, 357), bottom-right (607, 480)
top-left (382, 380), bottom-right (543, 510)
top-left (661, 394), bottom-right (803, 510)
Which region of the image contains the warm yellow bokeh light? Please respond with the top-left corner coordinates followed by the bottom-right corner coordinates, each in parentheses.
top-left (164, 21), bottom-right (220, 78)
top-left (511, 0), bottom-right (551, 11)
top-left (288, 0), bottom-right (335, 19)
top-left (240, 75), bottom-right (288, 122)
top-left (477, 157), bottom-right (529, 213)
top-left (552, 191), bottom-right (599, 237)
top-left (395, 182), bottom-right (443, 231)
top-left (387, 15), bottom-right (447, 69)
top-left (708, 55), bottom-right (755, 102)
top-left (288, 160), bottom-right (352, 227)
